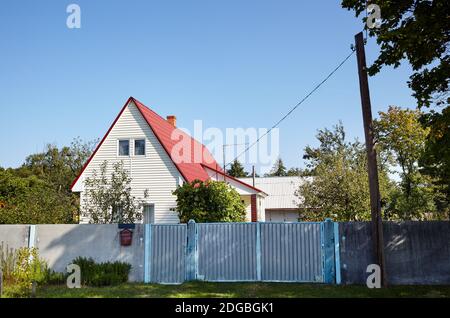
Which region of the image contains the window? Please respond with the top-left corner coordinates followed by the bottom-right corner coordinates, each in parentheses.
top-left (134, 139), bottom-right (145, 156)
top-left (118, 140), bottom-right (129, 156)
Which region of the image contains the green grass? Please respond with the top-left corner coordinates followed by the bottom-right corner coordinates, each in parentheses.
top-left (9, 282), bottom-right (450, 298)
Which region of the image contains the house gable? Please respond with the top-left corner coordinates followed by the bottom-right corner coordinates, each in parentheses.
top-left (73, 98), bottom-right (183, 223)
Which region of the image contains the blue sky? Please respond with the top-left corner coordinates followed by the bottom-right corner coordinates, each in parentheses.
top-left (0, 0), bottom-right (416, 173)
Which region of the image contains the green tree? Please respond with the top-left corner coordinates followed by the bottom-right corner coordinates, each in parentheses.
top-left (265, 158), bottom-right (288, 177)
top-left (342, 0), bottom-right (450, 216)
top-left (419, 107), bottom-right (450, 217)
top-left (17, 137), bottom-right (97, 194)
top-left (173, 180), bottom-right (246, 223)
top-left (375, 106), bottom-right (429, 195)
top-left (226, 160), bottom-right (248, 178)
top-left (286, 167), bottom-right (303, 176)
top-left (374, 106), bottom-right (438, 219)
top-left (297, 123), bottom-right (394, 221)
top-left (342, 0), bottom-right (449, 107)
top-left (82, 161), bottom-right (148, 223)
top-left (0, 170), bottom-right (75, 224)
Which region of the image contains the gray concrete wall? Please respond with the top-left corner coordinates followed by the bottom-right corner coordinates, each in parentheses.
top-left (35, 224), bottom-right (145, 282)
top-left (339, 221), bottom-right (450, 285)
top-left (0, 225), bottom-right (30, 250)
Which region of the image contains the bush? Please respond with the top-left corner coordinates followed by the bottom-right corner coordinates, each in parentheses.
top-left (0, 242), bottom-right (49, 297)
top-left (43, 268), bottom-right (67, 285)
top-left (173, 180), bottom-right (246, 223)
top-left (71, 257), bottom-right (131, 287)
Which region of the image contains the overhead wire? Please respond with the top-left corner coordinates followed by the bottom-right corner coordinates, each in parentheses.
top-left (225, 47), bottom-right (356, 168)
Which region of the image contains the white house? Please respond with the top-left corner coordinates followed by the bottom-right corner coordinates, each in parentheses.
top-left (71, 97), bottom-right (267, 223)
top-left (238, 176), bottom-right (307, 222)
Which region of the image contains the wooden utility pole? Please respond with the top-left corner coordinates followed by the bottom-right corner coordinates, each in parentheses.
top-left (252, 165), bottom-right (256, 187)
top-left (355, 31), bottom-right (387, 287)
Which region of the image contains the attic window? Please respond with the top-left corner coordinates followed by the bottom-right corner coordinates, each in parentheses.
top-left (135, 139), bottom-right (145, 156)
top-left (118, 140), bottom-right (129, 156)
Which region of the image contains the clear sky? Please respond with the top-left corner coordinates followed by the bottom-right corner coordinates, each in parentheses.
top-left (0, 0), bottom-right (416, 173)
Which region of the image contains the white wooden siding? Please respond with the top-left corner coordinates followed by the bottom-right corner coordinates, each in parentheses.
top-left (240, 195), bottom-right (251, 222)
top-left (76, 101), bottom-right (182, 224)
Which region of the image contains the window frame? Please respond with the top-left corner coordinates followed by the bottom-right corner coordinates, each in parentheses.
top-left (134, 138), bottom-right (146, 156)
top-left (118, 139), bottom-right (130, 157)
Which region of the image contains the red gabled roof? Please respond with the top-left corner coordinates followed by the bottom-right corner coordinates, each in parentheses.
top-left (132, 97), bottom-right (222, 183)
top-left (71, 97), bottom-right (262, 194)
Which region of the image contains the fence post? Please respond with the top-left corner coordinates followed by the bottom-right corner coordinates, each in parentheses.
top-left (323, 219), bottom-right (336, 284)
top-left (28, 225), bottom-right (36, 249)
top-left (334, 222), bottom-right (341, 284)
top-left (144, 223), bottom-right (152, 283)
top-left (256, 222), bottom-right (261, 281)
top-left (186, 220), bottom-right (197, 281)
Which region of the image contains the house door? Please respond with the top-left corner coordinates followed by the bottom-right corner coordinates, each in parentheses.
top-left (143, 204), bottom-right (155, 224)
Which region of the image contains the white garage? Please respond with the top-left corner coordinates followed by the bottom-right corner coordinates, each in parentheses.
top-left (238, 176), bottom-right (308, 222)
top-left (265, 209), bottom-right (300, 222)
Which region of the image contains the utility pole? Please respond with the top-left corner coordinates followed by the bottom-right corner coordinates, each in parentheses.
top-left (355, 31), bottom-right (387, 287)
top-left (252, 165), bottom-right (256, 187)
top-left (223, 144), bottom-right (226, 173)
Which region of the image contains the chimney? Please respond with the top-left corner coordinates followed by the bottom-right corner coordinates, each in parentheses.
top-left (166, 115), bottom-right (176, 127)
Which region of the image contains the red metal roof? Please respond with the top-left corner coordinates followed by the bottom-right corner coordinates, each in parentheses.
top-left (71, 97), bottom-right (262, 194)
top-left (132, 97), bottom-right (222, 183)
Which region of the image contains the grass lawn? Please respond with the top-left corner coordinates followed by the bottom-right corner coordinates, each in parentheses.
top-left (24, 282), bottom-right (450, 298)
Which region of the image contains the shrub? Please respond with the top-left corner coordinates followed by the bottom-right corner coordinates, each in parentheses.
top-left (173, 180), bottom-right (246, 223)
top-left (71, 257), bottom-right (131, 287)
top-left (0, 242), bottom-right (16, 285)
top-left (43, 268), bottom-right (67, 285)
top-left (0, 242), bottom-right (49, 297)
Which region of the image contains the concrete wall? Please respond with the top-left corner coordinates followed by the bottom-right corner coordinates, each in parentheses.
top-left (35, 224), bottom-right (145, 282)
top-left (0, 224), bottom-right (145, 282)
top-left (339, 221), bottom-right (450, 285)
top-left (0, 225), bottom-right (30, 250)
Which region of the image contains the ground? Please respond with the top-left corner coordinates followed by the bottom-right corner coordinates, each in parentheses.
top-left (15, 282), bottom-right (450, 298)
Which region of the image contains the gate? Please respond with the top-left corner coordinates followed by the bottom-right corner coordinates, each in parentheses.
top-left (144, 220), bottom-right (336, 284)
top-left (196, 222), bottom-right (325, 283)
top-left (144, 224), bottom-right (186, 284)
top-left (196, 223), bottom-right (258, 281)
top-left (260, 222), bottom-right (323, 282)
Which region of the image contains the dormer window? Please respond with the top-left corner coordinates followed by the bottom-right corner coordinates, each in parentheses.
top-left (134, 139), bottom-right (145, 156)
top-left (118, 140), bottom-right (129, 156)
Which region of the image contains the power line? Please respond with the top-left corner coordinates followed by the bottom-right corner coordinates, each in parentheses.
top-left (225, 47), bottom-right (356, 169)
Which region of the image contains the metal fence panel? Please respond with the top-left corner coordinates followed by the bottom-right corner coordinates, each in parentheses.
top-left (150, 224), bottom-right (187, 284)
top-left (260, 223), bottom-right (323, 282)
top-left (197, 223), bottom-right (257, 281)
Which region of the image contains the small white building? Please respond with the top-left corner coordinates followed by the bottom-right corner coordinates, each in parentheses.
top-left (71, 97), bottom-right (267, 223)
top-left (238, 176), bottom-right (306, 222)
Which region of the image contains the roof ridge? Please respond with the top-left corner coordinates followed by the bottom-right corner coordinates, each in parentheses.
top-left (131, 96), bottom-right (211, 150)
top-left (130, 96), bottom-right (170, 124)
